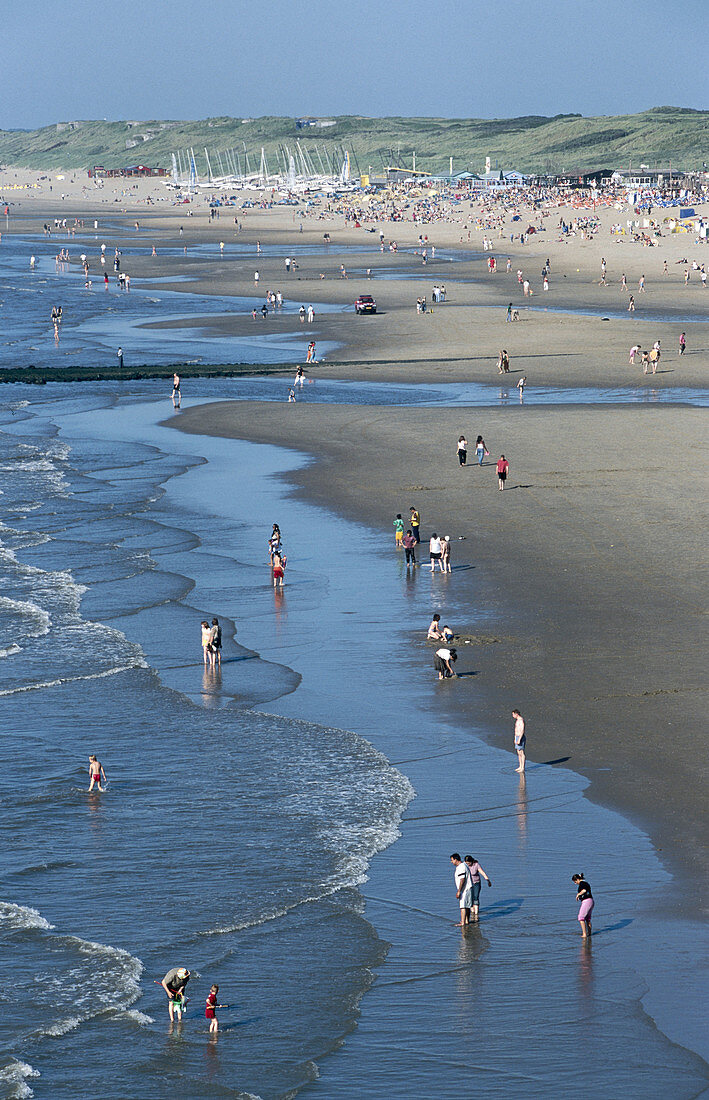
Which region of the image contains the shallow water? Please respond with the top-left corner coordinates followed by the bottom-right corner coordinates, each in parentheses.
top-left (0, 388), bottom-right (412, 1098)
top-left (0, 384), bottom-right (706, 1098)
top-left (0, 232), bottom-right (342, 367)
top-left (159, 375), bottom-right (709, 408)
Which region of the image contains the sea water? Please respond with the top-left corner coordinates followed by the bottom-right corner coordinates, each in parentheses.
top-left (0, 387), bottom-right (413, 1098)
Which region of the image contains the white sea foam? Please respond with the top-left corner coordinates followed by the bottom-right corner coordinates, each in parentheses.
top-left (0, 643), bottom-right (22, 658)
top-left (0, 660), bottom-right (148, 696)
top-left (0, 901), bottom-right (54, 931)
top-left (0, 1060), bottom-right (40, 1099)
top-left (15, 916), bottom-right (146, 1043)
top-left (43, 1015), bottom-right (83, 1038)
top-left (0, 596), bottom-right (51, 638)
top-left (119, 1008), bottom-right (154, 1026)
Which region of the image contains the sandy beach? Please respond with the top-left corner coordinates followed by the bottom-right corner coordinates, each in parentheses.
top-left (1, 170), bottom-right (707, 1095)
top-left (3, 169), bottom-right (709, 386)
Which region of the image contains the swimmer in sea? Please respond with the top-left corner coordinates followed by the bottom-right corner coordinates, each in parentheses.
top-left (88, 755), bottom-right (106, 792)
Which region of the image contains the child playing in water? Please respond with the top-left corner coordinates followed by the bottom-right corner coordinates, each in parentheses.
top-left (393, 514), bottom-right (404, 547)
top-left (205, 984), bottom-right (221, 1033)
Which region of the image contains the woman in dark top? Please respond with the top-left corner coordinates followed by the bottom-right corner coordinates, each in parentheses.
top-left (572, 873), bottom-right (594, 937)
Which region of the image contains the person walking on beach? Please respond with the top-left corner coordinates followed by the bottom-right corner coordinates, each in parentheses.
top-left (679, 331), bottom-right (686, 356)
top-left (450, 853), bottom-right (473, 926)
top-left (572, 874), bottom-right (594, 938)
top-left (294, 364), bottom-right (305, 388)
top-left (117, 347), bottom-right (124, 369)
top-left (517, 376), bottom-right (526, 401)
top-left (161, 967), bottom-right (191, 1022)
top-left (172, 373), bottom-right (181, 409)
top-left (201, 620), bottom-right (214, 667)
top-left (88, 755), bottom-right (107, 792)
top-left (393, 513), bottom-right (404, 548)
top-left (464, 855), bottom-right (492, 921)
top-left (441, 535), bottom-right (452, 573)
top-left (496, 455), bottom-right (509, 491)
top-left (627, 295), bottom-right (635, 312)
top-left (306, 341), bottom-right (316, 364)
top-left (402, 528), bottom-right (416, 567)
top-left (435, 646), bottom-right (457, 680)
top-left (506, 302), bottom-right (513, 322)
top-left (512, 709), bottom-right (526, 772)
top-left (209, 618), bottom-right (222, 667)
top-left (410, 507), bottom-right (421, 543)
top-left (475, 436), bottom-right (488, 466)
top-left (429, 533), bottom-right (444, 573)
top-left (268, 524), bottom-right (281, 561)
top-left (272, 550), bottom-right (286, 588)
top-left (457, 435), bottom-right (468, 466)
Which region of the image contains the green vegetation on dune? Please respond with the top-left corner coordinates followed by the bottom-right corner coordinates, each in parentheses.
top-left (0, 108), bottom-right (707, 174)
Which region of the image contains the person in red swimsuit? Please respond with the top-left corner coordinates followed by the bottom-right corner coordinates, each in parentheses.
top-left (88, 755), bottom-right (106, 792)
top-left (205, 984), bottom-right (220, 1033)
top-left (272, 550), bottom-right (286, 588)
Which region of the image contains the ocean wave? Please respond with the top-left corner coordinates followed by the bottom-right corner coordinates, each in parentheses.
top-left (0, 596), bottom-right (51, 638)
top-left (0, 459), bottom-right (58, 474)
top-left (0, 660), bottom-right (148, 697)
top-left (12, 911), bottom-right (146, 1044)
top-left (42, 1015), bottom-right (83, 1038)
top-left (0, 901), bottom-right (54, 931)
top-left (0, 643), bottom-right (22, 658)
top-left (0, 1060), bottom-right (40, 1100)
top-left (10, 858), bottom-right (76, 877)
top-left (118, 1008), bottom-right (154, 1026)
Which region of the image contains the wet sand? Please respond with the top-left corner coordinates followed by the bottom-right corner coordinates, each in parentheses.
top-left (173, 398), bottom-right (709, 899)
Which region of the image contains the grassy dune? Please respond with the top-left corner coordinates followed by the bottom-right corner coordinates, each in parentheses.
top-left (0, 107), bottom-right (706, 174)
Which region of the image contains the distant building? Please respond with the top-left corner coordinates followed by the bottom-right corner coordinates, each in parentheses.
top-left (88, 165), bottom-right (167, 179)
top-left (600, 168), bottom-right (690, 188)
top-left (295, 117), bottom-right (336, 130)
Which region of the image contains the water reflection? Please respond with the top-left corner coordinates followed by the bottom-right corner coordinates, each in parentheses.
top-left (516, 772), bottom-right (528, 847)
top-left (201, 664), bottom-right (223, 703)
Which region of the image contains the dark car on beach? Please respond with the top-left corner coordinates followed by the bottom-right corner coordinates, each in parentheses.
top-left (355, 294), bottom-right (377, 315)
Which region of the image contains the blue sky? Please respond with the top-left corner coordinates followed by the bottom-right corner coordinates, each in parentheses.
top-left (4, 0), bottom-right (708, 127)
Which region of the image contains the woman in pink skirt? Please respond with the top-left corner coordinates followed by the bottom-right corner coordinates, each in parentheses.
top-left (572, 873), bottom-right (594, 938)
